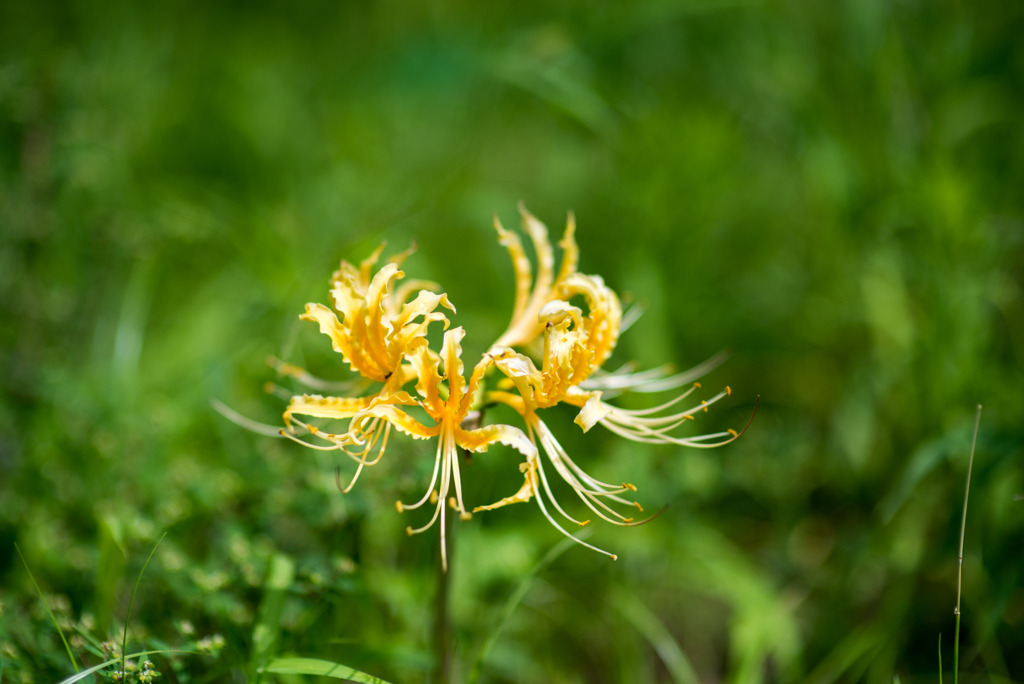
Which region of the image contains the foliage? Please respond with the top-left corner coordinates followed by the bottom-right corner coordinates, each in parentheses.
top-left (2, 0), bottom-right (1022, 682)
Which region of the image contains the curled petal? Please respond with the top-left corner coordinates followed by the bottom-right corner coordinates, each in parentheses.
top-left (458, 422), bottom-right (537, 460)
top-left (574, 392), bottom-right (612, 433)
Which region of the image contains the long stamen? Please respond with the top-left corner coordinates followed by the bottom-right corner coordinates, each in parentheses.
top-left (447, 428), bottom-right (471, 520)
top-left (211, 399), bottom-right (288, 437)
top-left (336, 462), bottom-right (365, 494)
top-left (266, 356), bottom-right (364, 393)
top-left (398, 436), bottom-right (444, 512)
top-left (533, 449), bottom-right (590, 527)
top-left (532, 477), bottom-right (618, 561)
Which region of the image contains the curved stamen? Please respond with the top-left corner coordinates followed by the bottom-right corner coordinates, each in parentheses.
top-left (397, 435), bottom-right (445, 512)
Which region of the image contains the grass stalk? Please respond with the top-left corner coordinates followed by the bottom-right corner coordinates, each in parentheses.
top-left (14, 542), bottom-right (79, 673)
top-left (121, 532), bottom-right (167, 679)
top-left (953, 404), bottom-right (982, 684)
top-left (467, 535), bottom-right (577, 684)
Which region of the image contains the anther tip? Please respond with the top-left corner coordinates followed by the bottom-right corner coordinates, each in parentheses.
top-left (694, 382), bottom-right (701, 389)
top-left (395, 501), bottom-right (404, 513)
top-left (610, 555), bottom-right (619, 561)
top-left (725, 385), bottom-right (732, 396)
top-left (728, 428), bottom-right (738, 437)
top-left (460, 512), bottom-right (472, 521)
top-left (405, 526), bottom-right (413, 536)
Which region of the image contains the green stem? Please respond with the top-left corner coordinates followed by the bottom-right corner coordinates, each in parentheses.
top-left (953, 613), bottom-right (960, 684)
top-left (122, 532), bottom-right (167, 678)
top-left (15, 542), bottom-right (79, 673)
top-left (953, 404), bottom-right (982, 684)
top-left (433, 503), bottom-right (454, 684)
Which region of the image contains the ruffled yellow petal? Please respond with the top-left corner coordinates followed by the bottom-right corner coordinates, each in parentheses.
top-left (356, 403), bottom-right (438, 440)
top-left (474, 462), bottom-right (536, 512)
top-left (441, 326), bottom-right (467, 408)
top-left (493, 214), bottom-right (532, 324)
top-left (572, 391), bottom-right (611, 433)
top-left (457, 422), bottom-right (537, 460)
top-left (493, 206), bottom-right (581, 349)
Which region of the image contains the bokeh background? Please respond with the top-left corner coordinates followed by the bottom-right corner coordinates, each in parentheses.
top-left (2, 0), bottom-right (1023, 682)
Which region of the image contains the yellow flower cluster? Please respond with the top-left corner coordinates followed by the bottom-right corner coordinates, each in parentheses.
top-left (278, 205), bottom-right (749, 569)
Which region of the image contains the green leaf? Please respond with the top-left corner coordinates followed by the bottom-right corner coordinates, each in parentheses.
top-left (15, 542), bottom-right (79, 673)
top-left (607, 584), bottom-right (700, 684)
top-left (261, 657), bottom-right (394, 683)
top-left (56, 650), bottom-right (196, 684)
top-left (251, 553), bottom-right (296, 680)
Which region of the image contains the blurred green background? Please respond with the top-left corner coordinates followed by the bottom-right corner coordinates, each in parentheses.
top-left (2, 0), bottom-right (1023, 682)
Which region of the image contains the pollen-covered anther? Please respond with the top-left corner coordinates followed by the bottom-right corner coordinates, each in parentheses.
top-left (405, 526), bottom-right (414, 536)
top-left (460, 511), bottom-right (472, 521)
top-left (578, 520), bottom-right (591, 527)
top-left (728, 428), bottom-right (738, 437)
top-left (633, 501), bottom-right (644, 512)
top-left (725, 385), bottom-right (732, 396)
top-left (701, 400), bottom-right (708, 412)
top-left (622, 482), bottom-right (637, 491)
top-left (395, 501), bottom-right (405, 513)
top-left (429, 490), bottom-right (439, 504)
top-left (448, 496), bottom-right (457, 510)
top-left (693, 382), bottom-right (701, 389)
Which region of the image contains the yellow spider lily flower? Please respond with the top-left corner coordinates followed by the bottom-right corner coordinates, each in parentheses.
top-left (300, 243), bottom-right (455, 384)
top-left (266, 206), bottom-right (749, 568)
top-left (279, 246), bottom-right (538, 570)
top-left (476, 209), bottom-right (751, 559)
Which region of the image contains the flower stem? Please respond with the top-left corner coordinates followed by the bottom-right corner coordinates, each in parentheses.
top-left (433, 497), bottom-right (454, 684)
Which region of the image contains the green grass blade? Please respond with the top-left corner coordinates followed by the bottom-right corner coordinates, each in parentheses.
top-left (56, 650), bottom-right (197, 684)
top-left (953, 405), bottom-right (982, 684)
top-left (953, 613), bottom-right (961, 684)
top-left (251, 552), bottom-right (296, 681)
top-left (57, 658), bottom-right (121, 684)
top-left (14, 542), bottom-right (79, 673)
top-left (261, 657), bottom-right (394, 683)
top-left (467, 535), bottom-right (577, 684)
top-left (121, 532), bottom-right (167, 678)
top-left (806, 628), bottom-right (885, 684)
top-left (607, 584), bottom-right (700, 684)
